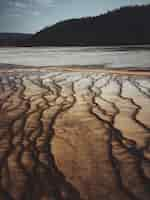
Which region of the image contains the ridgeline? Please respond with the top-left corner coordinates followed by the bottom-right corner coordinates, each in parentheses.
top-left (29, 5), bottom-right (150, 46)
top-left (0, 5), bottom-right (150, 46)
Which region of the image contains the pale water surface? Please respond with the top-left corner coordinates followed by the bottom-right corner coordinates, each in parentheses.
top-left (0, 46), bottom-right (150, 68)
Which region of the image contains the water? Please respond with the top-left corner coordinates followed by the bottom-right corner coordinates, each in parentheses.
top-left (0, 46), bottom-right (150, 68)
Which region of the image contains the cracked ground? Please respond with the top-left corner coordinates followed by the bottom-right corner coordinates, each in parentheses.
top-left (0, 66), bottom-right (150, 200)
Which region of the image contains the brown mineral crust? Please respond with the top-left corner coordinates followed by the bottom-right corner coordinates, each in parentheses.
top-left (0, 66), bottom-right (150, 200)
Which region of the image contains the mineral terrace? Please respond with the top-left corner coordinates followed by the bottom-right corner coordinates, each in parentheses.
top-left (0, 66), bottom-right (150, 200)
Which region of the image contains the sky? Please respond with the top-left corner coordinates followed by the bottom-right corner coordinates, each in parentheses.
top-left (0, 0), bottom-right (150, 33)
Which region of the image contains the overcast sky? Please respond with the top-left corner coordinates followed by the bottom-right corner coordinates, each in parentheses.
top-left (0, 0), bottom-right (150, 33)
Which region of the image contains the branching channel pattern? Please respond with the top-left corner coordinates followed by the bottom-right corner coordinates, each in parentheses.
top-left (0, 69), bottom-right (150, 200)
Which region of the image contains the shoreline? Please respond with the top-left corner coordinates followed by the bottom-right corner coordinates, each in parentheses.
top-left (0, 63), bottom-right (150, 76)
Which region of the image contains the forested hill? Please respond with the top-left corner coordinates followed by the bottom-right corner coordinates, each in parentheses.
top-left (29, 5), bottom-right (150, 46)
top-left (0, 5), bottom-right (150, 46)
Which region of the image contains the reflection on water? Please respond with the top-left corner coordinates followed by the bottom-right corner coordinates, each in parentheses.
top-left (0, 46), bottom-right (150, 68)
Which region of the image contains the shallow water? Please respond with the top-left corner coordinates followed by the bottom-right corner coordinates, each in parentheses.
top-left (0, 46), bottom-right (150, 68)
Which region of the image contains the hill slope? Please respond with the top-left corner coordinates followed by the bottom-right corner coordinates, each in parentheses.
top-left (30, 5), bottom-right (150, 46)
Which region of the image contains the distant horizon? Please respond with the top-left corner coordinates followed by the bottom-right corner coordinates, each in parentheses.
top-left (0, 0), bottom-right (150, 33)
top-left (0, 3), bottom-right (150, 34)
